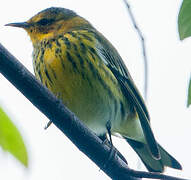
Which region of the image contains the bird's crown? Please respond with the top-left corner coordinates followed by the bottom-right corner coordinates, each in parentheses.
top-left (28, 7), bottom-right (77, 25)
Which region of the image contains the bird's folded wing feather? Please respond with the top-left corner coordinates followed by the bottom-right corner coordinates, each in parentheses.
top-left (94, 31), bottom-right (160, 159)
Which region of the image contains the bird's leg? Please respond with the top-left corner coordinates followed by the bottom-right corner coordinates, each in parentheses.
top-left (102, 121), bottom-right (117, 168)
top-left (106, 121), bottom-right (113, 145)
top-left (99, 133), bottom-right (128, 164)
top-left (44, 93), bottom-right (62, 130)
top-left (44, 121), bottom-right (52, 130)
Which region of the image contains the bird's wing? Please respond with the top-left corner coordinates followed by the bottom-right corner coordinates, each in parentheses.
top-left (94, 31), bottom-right (160, 159)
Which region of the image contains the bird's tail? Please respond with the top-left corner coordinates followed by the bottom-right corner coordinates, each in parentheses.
top-left (125, 137), bottom-right (182, 172)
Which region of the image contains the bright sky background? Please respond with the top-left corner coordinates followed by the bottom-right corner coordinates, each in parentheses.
top-left (0, 0), bottom-right (191, 179)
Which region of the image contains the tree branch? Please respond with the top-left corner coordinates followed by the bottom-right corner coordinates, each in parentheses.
top-left (123, 0), bottom-right (148, 101)
top-left (0, 43), bottom-right (188, 180)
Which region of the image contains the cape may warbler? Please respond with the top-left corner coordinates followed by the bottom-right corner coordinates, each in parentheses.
top-left (6, 7), bottom-right (182, 172)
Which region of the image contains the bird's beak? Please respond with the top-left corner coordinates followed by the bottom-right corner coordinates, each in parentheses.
top-left (5, 22), bottom-right (30, 29)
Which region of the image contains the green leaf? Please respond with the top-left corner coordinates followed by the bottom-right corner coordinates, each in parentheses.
top-left (178, 0), bottom-right (191, 40)
top-left (188, 77), bottom-right (191, 107)
top-left (0, 107), bottom-right (28, 167)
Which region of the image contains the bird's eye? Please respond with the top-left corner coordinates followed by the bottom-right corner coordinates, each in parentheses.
top-left (37, 18), bottom-right (54, 26)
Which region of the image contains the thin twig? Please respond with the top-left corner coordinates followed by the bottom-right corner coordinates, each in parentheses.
top-left (0, 43), bottom-right (188, 180)
top-left (123, 0), bottom-right (148, 100)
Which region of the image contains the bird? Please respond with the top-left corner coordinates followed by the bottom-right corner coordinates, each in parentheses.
top-left (6, 7), bottom-right (182, 172)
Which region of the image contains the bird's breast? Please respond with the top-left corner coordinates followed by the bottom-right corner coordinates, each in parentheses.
top-left (32, 32), bottom-right (132, 135)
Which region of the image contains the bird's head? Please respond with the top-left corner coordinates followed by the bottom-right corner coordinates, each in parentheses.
top-left (6, 7), bottom-right (92, 44)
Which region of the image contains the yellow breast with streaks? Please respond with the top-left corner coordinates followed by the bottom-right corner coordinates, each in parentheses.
top-left (33, 30), bottom-right (129, 135)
